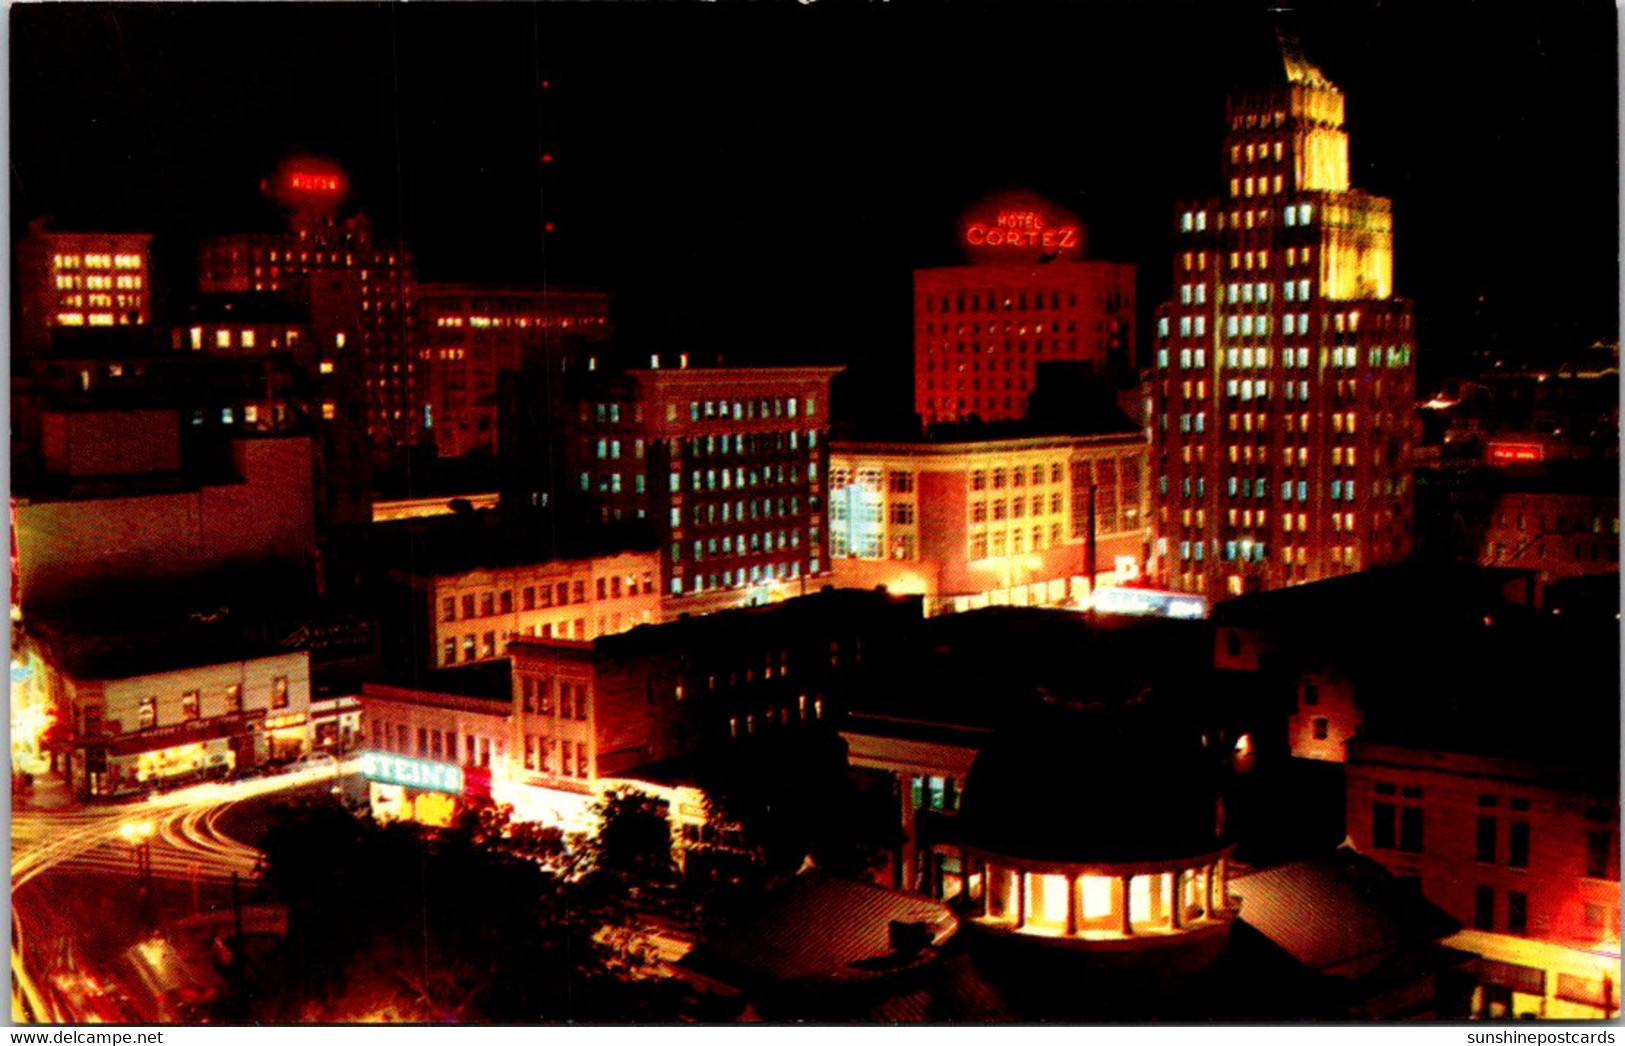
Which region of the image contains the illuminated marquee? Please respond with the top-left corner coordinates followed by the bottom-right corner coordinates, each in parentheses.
top-left (360, 751), bottom-right (464, 795)
top-left (1487, 442), bottom-right (1544, 465)
top-left (1093, 587), bottom-right (1209, 620)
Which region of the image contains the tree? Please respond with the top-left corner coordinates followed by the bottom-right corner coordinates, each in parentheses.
top-left (219, 795), bottom-right (687, 1023)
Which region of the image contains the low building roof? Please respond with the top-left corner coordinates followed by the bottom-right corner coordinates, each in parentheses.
top-left (693, 869), bottom-right (956, 989)
top-left (1229, 848), bottom-right (1464, 981)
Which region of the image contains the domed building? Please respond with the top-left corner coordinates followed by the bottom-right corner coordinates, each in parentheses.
top-left (950, 697), bottom-right (1236, 963)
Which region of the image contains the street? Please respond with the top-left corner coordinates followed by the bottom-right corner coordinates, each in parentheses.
top-left (11, 762), bottom-right (356, 1023)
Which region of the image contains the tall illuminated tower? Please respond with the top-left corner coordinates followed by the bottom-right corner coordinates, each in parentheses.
top-left (1148, 31), bottom-right (1416, 598)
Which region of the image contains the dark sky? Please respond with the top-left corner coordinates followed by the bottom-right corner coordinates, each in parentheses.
top-left (11, 1), bottom-right (1620, 395)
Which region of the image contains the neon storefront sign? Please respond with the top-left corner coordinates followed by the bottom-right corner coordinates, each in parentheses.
top-left (360, 751), bottom-right (464, 795)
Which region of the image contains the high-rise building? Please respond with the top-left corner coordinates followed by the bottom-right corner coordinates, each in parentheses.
top-left (198, 158), bottom-right (419, 454)
top-left (914, 191), bottom-right (1135, 430)
top-left (1149, 32), bottom-right (1417, 598)
top-left (16, 223), bottom-right (153, 359)
top-left (571, 364), bottom-right (842, 614)
top-left (416, 284), bottom-right (611, 459)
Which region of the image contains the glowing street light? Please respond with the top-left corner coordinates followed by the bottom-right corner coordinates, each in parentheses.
top-left (120, 819), bottom-right (156, 930)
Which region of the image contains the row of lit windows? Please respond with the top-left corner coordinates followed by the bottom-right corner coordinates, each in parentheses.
top-left (521, 736), bottom-right (590, 779)
top-left (680, 497), bottom-right (803, 528)
top-left (1178, 540), bottom-right (1267, 562)
top-left (54, 274), bottom-right (145, 291)
top-left (925, 291), bottom-right (1084, 314)
top-left (970, 493), bottom-right (1067, 522)
top-left (729, 696), bottom-right (824, 740)
top-left (55, 312), bottom-right (128, 327)
top-left (924, 320), bottom-right (1081, 337)
top-left (519, 678), bottom-right (591, 720)
top-left (968, 524), bottom-right (1066, 560)
top-left (969, 463), bottom-right (1065, 490)
top-left (670, 463), bottom-right (813, 494)
top-left (1182, 206), bottom-right (1290, 234)
top-left (1231, 174), bottom-right (1286, 197)
top-left (689, 529), bottom-right (801, 562)
top-left (683, 430), bottom-right (814, 458)
top-left (52, 253), bottom-right (143, 270)
top-left (689, 396), bottom-right (812, 422)
top-left (582, 471), bottom-right (646, 496)
top-left (678, 558), bottom-right (817, 595)
top-left (1231, 140), bottom-right (1285, 165)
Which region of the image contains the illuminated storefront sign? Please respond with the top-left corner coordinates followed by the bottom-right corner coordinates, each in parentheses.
top-left (360, 751), bottom-right (464, 796)
top-left (1487, 442), bottom-right (1544, 465)
top-left (1093, 586), bottom-right (1209, 620)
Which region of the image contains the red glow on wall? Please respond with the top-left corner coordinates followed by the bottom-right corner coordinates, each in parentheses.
top-left (1488, 442), bottom-right (1544, 465)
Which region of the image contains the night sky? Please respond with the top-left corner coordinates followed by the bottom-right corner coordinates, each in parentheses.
top-left (11, 1), bottom-right (1619, 397)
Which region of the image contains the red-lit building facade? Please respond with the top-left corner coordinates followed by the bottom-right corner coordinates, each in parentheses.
top-left (1149, 34), bottom-right (1416, 597)
top-left (1476, 484), bottom-right (1619, 603)
top-left (507, 588), bottom-right (919, 794)
top-left (914, 194), bottom-right (1134, 429)
top-left (1347, 744), bottom-right (1620, 1019)
top-left (198, 159), bottom-right (419, 454)
top-left (16, 225), bottom-right (153, 359)
top-left (828, 433), bottom-right (1147, 615)
top-left (416, 284), bottom-right (611, 458)
top-left (570, 365), bottom-right (842, 614)
top-left (395, 548), bottom-right (662, 670)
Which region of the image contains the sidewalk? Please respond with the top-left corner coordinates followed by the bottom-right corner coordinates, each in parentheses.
top-left (12, 769), bottom-right (81, 813)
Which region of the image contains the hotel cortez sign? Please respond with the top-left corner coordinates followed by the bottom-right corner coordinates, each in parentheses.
top-left (360, 751), bottom-right (464, 796)
top-left (963, 210), bottom-right (1081, 254)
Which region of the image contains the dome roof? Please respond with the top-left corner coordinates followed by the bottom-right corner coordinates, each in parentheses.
top-left (956, 699), bottom-right (1224, 865)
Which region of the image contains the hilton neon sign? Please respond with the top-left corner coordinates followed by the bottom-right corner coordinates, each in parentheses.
top-left (360, 751), bottom-right (464, 795)
top-left (287, 173), bottom-right (342, 192)
top-left (964, 211), bottom-right (1080, 253)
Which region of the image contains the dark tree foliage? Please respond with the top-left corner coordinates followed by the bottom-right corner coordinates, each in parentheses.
top-left (696, 732), bottom-right (897, 880)
top-left (216, 795), bottom-right (685, 1023)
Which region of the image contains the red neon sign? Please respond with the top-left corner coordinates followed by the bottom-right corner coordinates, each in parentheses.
top-left (287, 173), bottom-right (342, 192)
top-left (268, 158), bottom-right (348, 212)
top-left (964, 210), bottom-right (1080, 252)
top-left (1488, 442), bottom-right (1543, 464)
top-left (960, 190), bottom-right (1086, 262)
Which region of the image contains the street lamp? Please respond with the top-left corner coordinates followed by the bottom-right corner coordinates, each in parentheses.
top-left (119, 819), bottom-right (155, 930)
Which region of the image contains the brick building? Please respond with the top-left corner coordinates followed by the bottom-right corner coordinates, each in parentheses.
top-left (828, 432), bottom-right (1147, 614)
top-left (914, 191), bottom-right (1135, 429)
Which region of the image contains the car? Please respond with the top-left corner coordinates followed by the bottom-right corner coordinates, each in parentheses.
top-left (293, 752), bottom-right (339, 772)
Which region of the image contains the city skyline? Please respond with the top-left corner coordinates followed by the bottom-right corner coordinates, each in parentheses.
top-left (9, 1), bottom-right (1619, 1027)
top-left (11, 2), bottom-right (1619, 385)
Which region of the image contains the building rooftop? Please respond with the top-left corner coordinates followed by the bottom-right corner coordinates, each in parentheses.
top-left (1230, 848), bottom-right (1462, 980)
top-left (690, 868), bottom-right (956, 990)
top-left (372, 507), bottom-right (657, 578)
top-left (368, 660), bottom-right (513, 706)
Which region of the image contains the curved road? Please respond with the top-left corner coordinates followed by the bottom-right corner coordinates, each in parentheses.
top-left (11, 763), bottom-right (355, 1023)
